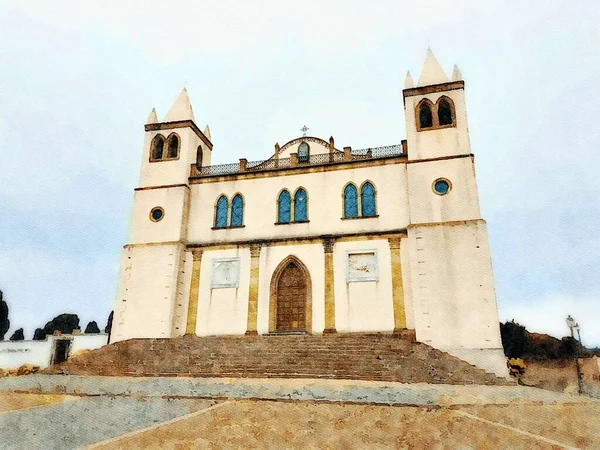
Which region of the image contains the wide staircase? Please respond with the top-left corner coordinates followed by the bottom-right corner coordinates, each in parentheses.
top-left (43, 333), bottom-right (511, 385)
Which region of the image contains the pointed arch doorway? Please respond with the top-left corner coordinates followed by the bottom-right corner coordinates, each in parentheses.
top-left (270, 256), bottom-right (312, 333)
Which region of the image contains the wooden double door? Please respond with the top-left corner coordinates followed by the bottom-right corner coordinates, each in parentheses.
top-left (273, 259), bottom-right (310, 332)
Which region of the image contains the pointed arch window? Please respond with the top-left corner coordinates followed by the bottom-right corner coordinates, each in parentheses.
top-left (437, 96), bottom-right (454, 126)
top-left (230, 194), bottom-right (244, 227)
top-left (278, 190), bottom-right (291, 223)
top-left (419, 102), bottom-right (433, 129)
top-left (196, 146), bottom-right (203, 169)
top-left (294, 188), bottom-right (308, 222)
top-left (167, 134), bottom-right (179, 159)
top-left (215, 195), bottom-right (228, 228)
top-left (343, 184), bottom-right (359, 218)
top-left (150, 135), bottom-right (165, 161)
top-left (360, 182), bottom-right (376, 217)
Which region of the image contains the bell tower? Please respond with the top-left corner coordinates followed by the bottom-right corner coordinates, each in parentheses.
top-left (403, 50), bottom-right (506, 377)
top-left (111, 89), bottom-right (212, 342)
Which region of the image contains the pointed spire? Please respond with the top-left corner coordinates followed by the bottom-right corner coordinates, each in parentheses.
top-left (405, 71), bottom-right (414, 89)
top-left (146, 108), bottom-right (158, 124)
top-left (452, 64), bottom-right (463, 81)
top-left (417, 48), bottom-right (449, 87)
top-left (203, 125), bottom-right (211, 141)
top-left (164, 88), bottom-right (196, 123)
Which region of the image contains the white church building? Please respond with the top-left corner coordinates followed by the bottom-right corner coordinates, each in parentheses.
top-left (111, 50), bottom-right (507, 376)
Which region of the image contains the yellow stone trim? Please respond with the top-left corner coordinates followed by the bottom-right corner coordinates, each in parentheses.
top-left (323, 237), bottom-right (336, 333)
top-left (407, 218), bottom-right (485, 229)
top-left (124, 240), bottom-right (184, 249)
top-left (388, 237), bottom-right (406, 331)
top-left (185, 250), bottom-right (203, 335)
top-left (246, 244), bottom-right (261, 335)
top-left (186, 230), bottom-right (407, 252)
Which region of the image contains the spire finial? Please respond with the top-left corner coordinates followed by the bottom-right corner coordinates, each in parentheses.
top-left (203, 125), bottom-right (211, 141)
top-left (164, 88), bottom-right (195, 122)
top-left (405, 71), bottom-right (414, 89)
top-left (452, 64), bottom-right (463, 81)
top-left (146, 108), bottom-right (158, 124)
top-left (417, 48), bottom-right (449, 87)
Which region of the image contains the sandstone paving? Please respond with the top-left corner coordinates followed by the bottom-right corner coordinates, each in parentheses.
top-left (0, 392), bottom-right (74, 413)
top-left (0, 396), bottom-right (216, 450)
top-left (90, 399), bottom-right (576, 450)
top-left (456, 403), bottom-right (600, 449)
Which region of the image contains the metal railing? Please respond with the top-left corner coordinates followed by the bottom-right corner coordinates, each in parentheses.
top-left (192, 143), bottom-right (405, 177)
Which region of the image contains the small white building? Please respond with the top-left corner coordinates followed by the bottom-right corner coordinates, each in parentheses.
top-left (111, 50), bottom-right (507, 376)
top-left (0, 333), bottom-right (108, 370)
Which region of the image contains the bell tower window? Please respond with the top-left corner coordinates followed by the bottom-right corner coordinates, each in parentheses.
top-left (418, 102), bottom-right (433, 129)
top-left (150, 135), bottom-right (165, 161)
top-left (167, 134), bottom-right (179, 159)
top-left (437, 97), bottom-right (454, 126)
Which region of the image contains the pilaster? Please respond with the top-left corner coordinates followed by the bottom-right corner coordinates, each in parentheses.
top-left (323, 237), bottom-right (336, 334)
top-left (246, 244), bottom-right (262, 335)
top-left (185, 250), bottom-right (203, 335)
top-left (389, 237), bottom-right (407, 331)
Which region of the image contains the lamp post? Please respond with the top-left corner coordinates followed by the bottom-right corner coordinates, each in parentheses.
top-left (566, 315), bottom-right (583, 395)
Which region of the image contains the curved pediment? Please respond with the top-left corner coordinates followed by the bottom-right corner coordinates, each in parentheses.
top-left (275, 136), bottom-right (340, 159)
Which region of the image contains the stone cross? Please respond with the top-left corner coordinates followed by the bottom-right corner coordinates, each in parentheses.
top-left (300, 125), bottom-right (309, 137)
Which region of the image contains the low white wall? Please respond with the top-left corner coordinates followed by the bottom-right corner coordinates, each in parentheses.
top-left (0, 334), bottom-right (108, 370)
top-left (0, 340), bottom-right (52, 370)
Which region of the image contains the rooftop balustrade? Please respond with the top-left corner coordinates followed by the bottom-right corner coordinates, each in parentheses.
top-left (191, 142), bottom-right (406, 178)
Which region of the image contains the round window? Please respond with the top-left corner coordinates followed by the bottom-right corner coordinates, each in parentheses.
top-left (433, 179), bottom-right (451, 195)
top-left (150, 207), bottom-right (165, 222)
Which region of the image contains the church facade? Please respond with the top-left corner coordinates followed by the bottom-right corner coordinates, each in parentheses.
top-left (111, 50), bottom-right (507, 377)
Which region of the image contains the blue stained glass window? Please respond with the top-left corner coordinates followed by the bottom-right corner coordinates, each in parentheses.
top-left (231, 194), bottom-right (244, 226)
top-left (215, 195), bottom-right (228, 227)
top-left (344, 184), bottom-right (358, 218)
top-left (294, 188), bottom-right (307, 222)
top-left (278, 190), bottom-right (291, 223)
top-left (361, 182), bottom-right (376, 217)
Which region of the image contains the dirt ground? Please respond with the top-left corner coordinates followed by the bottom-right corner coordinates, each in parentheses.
top-left (91, 399), bottom-right (600, 450)
top-left (0, 392), bottom-right (72, 413)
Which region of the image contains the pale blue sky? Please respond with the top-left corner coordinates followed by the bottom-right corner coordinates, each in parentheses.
top-left (1, 1), bottom-right (599, 344)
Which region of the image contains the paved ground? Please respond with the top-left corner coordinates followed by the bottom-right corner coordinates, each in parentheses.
top-left (1, 394), bottom-right (599, 449)
top-left (0, 395), bottom-right (216, 449)
top-left (1, 375), bottom-right (599, 449)
top-left (0, 374), bottom-right (586, 407)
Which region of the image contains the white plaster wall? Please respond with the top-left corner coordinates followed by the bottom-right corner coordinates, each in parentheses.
top-left (195, 248), bottom-right (251, 336)
top-left (257, 244), bottom-right (325, 334)
top-left (400, 236), bottom-right (415, 329)
top-left (407, 157), bottom-right (481, 225)
top-left (444, 348), bottom-right (509, 378)
top-left (404, 89), bottom-right (471, 161)
top-left (333, 240), bottom-right (395, 333)
top-left (69, 334), bottom-right (108, 354)
top-left (129, 186), bottom-right (189, 245)
top-left (187, 164), bottom-right (409, 244)
top-left (0, 340), bottom-right (52, 369)
top-left (112, 243), bottom-right (185, 342)
top-left (408, 220), bottom-right (502, 350)
top-left (139, 127), bottom-right (202, 188)
top-left (0, 334), bottom-right (108, 370)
